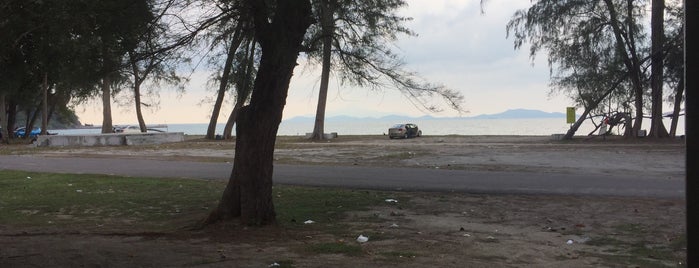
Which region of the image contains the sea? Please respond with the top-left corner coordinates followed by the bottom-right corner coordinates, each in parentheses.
top-left (49, 117), bottom-right (685, 137)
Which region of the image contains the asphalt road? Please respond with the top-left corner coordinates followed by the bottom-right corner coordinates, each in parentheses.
top-left (0, 155), bottom-right (685, 198)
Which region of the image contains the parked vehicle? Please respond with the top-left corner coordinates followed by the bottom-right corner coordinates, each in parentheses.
top-left (14, 127), bottom-right (41, 138)
top-left (114, 125), bottom-right (142, 133)
top-left (388, 123), bottom-right (421, 139)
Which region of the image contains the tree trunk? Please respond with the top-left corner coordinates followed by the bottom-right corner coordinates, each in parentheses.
top-left (222, 104), bottom-right (241, 140)
top-left (130, 56), bottom-right (148, 133)
top-left (604, 0), bottom-right (645, 137)
top-left (564, 78), bottom-right (623, 139)
top-left (206, 25), bottom-right (246, 140)
top-left (101, 76), bottom-right (113, 134)
top-left (310, 0), bottom-right (335, 140)
top-left (670, 76), bottom-right (685, 136)
top-left (205, 0), bottom-right (312, 226)
top-left (25, 101), bottom-right (41, 138)
top-left (649, 0), bottom-right (669, 137)
top-left (0, 93), bottom-right (8, 143)
top-left (7, 100), bottom-right (17, 137)
top-left (223, 37), bottom-right (257, 140)
top-left (134, 80), bottom-right (147, 133)
top-left (41, 72), bottom-right (48, 135)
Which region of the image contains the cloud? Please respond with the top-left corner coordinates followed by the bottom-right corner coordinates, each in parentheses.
top-left (75, 0), bottom-right (568, 124)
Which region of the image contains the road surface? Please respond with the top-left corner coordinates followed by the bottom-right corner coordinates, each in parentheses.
top-left (0, 155), bottom-right (684, 198)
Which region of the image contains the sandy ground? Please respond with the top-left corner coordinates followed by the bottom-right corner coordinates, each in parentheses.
top-left (28, 135), bottom-right (686, 179)
top-left (0, 135), bottom-right (687, 267)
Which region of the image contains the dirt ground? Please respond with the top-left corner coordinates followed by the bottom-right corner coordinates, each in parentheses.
top-left (0, 135), bottom-right (687, 267)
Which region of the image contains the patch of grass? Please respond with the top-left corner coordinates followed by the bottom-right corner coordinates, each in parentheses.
top-left (272, 260), bottom-right (295, 268)
top-left (379, 251), bottom-right (417, 259)
top-left (586, 236), bottom-right (625, 247)
top-left (614, 223), bottom-right (646, 234)
top-left (585, 235), bottom-right (684, 267)
top-left (305, 242), bottom-right (363, 256)
top-left (0, 170), bottom-right (224, 230)
top-left (1, 170), bottom-right (401, 235)
top-left (274, 186), bottom-right (388, 227)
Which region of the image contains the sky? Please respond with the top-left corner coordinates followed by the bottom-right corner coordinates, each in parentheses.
top-left (75, 0), bottom-right (570, 125)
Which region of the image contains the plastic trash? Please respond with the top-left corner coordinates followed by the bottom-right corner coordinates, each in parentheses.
top-left (566, 239), bottom-right (574, 245)
top-left (76, 189), bottom-right (83, 193)
top-left (385, 199), bottom-right (398, 203)
top-left (269, 263), bottom-right (280, 267)
top-left (304, 220), bottom-right (315, 224)
top-left (356, 235), bottom-right (369, 243)
top-left (389, 223), bottom-right (399, 228)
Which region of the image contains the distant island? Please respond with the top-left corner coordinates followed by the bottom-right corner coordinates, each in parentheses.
top-left (284, 108), bottom-right (565, 122)
top-left (469, 109), bottom-right (565, 119)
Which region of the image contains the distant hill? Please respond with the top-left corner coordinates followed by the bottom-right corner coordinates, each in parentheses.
top-left (470, 109), bottom-right (565, 119)
top-left (283, 109), bottom-right (564, 122)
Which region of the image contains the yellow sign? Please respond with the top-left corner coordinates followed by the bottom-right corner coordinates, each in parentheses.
top-left (566, 107), bottom-right (576, 124)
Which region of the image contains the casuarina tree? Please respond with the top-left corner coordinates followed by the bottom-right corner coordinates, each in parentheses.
top-left (203, 0), bottom-right (313, 225)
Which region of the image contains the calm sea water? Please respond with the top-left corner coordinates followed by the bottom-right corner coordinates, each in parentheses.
top-left (50, 117), bottom-right (685, 136)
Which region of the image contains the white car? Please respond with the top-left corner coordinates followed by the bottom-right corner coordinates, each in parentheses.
top-left (114, 125), bottom-right (142, 133)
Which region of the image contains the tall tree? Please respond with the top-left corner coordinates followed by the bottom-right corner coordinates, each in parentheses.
top-left (85, 0), bottom-right (154, 133)
top-left (0, 93), bottom-right (8, 143)
top-left (308, 0), bottom-right (335, 140)
top-left (1, 0), bottom-right (103, 139)
top-left (664, 4), bottom-right (685, 137)
top-left (649, 0), bottom-right (669, 137)
top-left (125, 6), bottom-right (186, 133)
top-left (205, 21), bottom-right (248, 140)
top-left (601, 0), bottom-right (647, 136)
top-left (305, 0), bottom-right (464, 140)
top-left (507, 0), bottom-right (654, 138)
top-left (204, 0), bottom-right (313, 225)
top-left (222, 36), bottom-right (257, 140)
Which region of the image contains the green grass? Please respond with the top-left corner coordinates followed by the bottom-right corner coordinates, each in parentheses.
top-left (585, 234), bottom-right (685, 267)
top-left (379, 251), bottom-right (417, 260)
top-left (305, 242), bottom-right (363, 256)
top-left (0, 170), bottom-right (224, 230)
top-left (274, 187), bottom-right (388, 227)
top-left (0, 171), bottom-right (398, 233)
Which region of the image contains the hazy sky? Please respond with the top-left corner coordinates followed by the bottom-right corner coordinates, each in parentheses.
top-left (75, 0), bottom-right (570, 125)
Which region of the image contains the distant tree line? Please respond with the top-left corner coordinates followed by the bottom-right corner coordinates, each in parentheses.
top-left (1, 0), bottom-right (462, 226)
top-left (1, 0), bottom-right (462, 143)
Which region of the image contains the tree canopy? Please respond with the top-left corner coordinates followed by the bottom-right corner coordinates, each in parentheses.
top-left (506, 0), bottom-right (684, 138)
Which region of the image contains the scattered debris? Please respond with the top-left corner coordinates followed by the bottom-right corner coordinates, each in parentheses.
top-left (385, 199), bottom-right (398, 203)
top-left (75, 190), bottom-right (83, 193)
top-left (389, 223), bottom-right (400, 228)
top-left (269, 262), bottom-right (280, 267)
top-left (463, 233), bottom-right (471, 237)
top-left (356, 235), bottom-right (369, 243)
top-left (304, 220), bottom-right (315, 224)
top-left (566, 240), bottom-right (574, 245)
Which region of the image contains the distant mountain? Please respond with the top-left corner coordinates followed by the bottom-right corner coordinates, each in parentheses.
top-left (283, 109), bottom-right (564, 122)
top-left (470, 109), bottom-right (565, 119)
